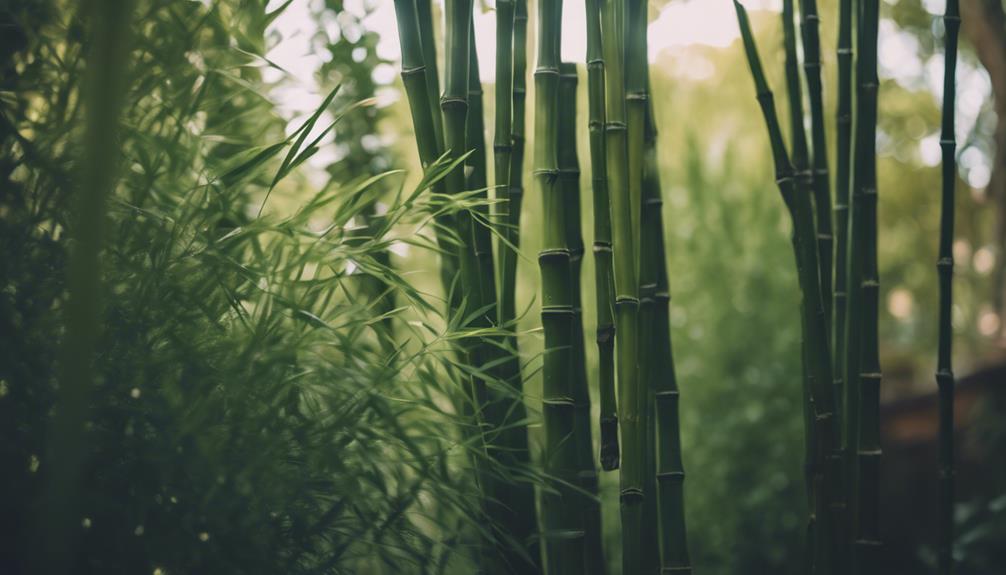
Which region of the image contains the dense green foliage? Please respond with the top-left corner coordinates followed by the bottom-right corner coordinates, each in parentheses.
top-left (2, 0), bottom-right (1003, 574)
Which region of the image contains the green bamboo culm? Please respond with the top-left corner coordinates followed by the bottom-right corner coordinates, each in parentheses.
top-left (936, 5), bottom-right (961, 574)
top-left (440, 1), bottom-right (501, 569)
top-left (832, 0), bottom-right (854, 567)
top-left (35, 2), bottom-right (135, 573)
top-left (799, 0), bottom-right (834, 335)
top-left (495, 0), bottom-right (517, 323)
top-left (644, 94), bottom-right (692, 575)
top-left (416, 0), bottom-right (444, 149)
top-left (558, 63), bottom-right (606, 575)
top-left (468, 19), bottom-right (529, 573)
top-left (492, 0), bottom-right (540, 570)
top-left (850, 1), bottom-right (882, 572)
top-left (629, 3), bottom-right (660, 568)
top-left (841, 0), bottom-right (866, 566)
top-left (781, 2), bottom-right (820, 568)
top-left (734, 4), bottom-right (840, 573)
top-left (392, 0), bottom-right (459, 295)
top-left (585, 0), bottom-right (619, 473)
top-left (625, 0), bottom-right (647, 268)
top-left (503, 0), bottom-right (529, 315)
top-left (535, 2), bottom-right (586, 573)
top-left (602, 0), bottom-right (644, 570)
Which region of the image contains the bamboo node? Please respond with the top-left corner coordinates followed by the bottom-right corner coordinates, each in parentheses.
top-left (605, 122), bottom-right (627, 133)
top-left (937, 257), bottom-right (953, 270)
top-left (592, 242), bottom-right (612, 254)
top-left (400, 65), bottom-right (427, 78)
top-left (614, 296), bottom-right (640, 308)
top-left (533, 67), bottom-right (559, 77)
top-left (596, 324), bottom-right (615, 343)
top-left (619, 488), bottom-right (644, 503)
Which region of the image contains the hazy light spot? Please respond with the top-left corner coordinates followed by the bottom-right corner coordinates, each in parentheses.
top-left (973, 247), bottom-right (995, 275)
top-left (887, 288), bottom-right (914, 320)
top-left (130, 387), bottom-right (141, 399)
top-left (390, 241), bottom-right (410, 258)
top-left (979, 308), bottom-right (1001, 336)
top-left (953, 239), bottom-right (971, 266)
top-left (153, 568), bottom-right (165, 575)
top-left (134, 525), bottom-right (145, 536)
top-left (968, 163), bottom-right (991, 189)
top-left (82, 517), bottom-right (92, 529)
top-left (199, 532), bottom-right (210, 542)
top-left (29, 454), bottom-right (39, 473)
top-left (919, 133), bottom-right (941, 167)
top-left (0, 379), bottom-right (9, 398)
top-left (921, 0), bottom-right (946, 15)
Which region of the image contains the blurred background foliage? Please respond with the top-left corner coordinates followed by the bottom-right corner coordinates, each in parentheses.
top-left (1, 0), bottom-right (1004, 573)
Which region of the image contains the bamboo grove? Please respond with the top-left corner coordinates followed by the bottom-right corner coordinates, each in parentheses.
top-left (733, 1), bottom-right (964, 574)
top-left (389, 0), bottom-right (962, 572)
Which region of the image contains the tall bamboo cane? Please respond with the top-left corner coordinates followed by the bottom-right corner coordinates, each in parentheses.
top-left (416, 0), bottom-right (444, 149)
top-left (495, 0), bottom-right (516, 319)
top-left (392, 0), bottom-right (458, 293)
top-left (490, 1), bottom-right (540, 570)
top-left (735, 4), bottom-right (840, 572)
top-left (644, 93), bottom-right (692, 575)
top-left (626, 0), bottom-right (647, 267)
top-left (936, 5), bottom-right (960, 574)
top-left (850, 1), bottom-right (883, 572)
top-left (503, 0), bottom-right (529, 312)
top-left (800, 0), bottom-right (834, 335)
top-left (833, 0), bottom-right (853, 561)
top-left (602, 0), bottom-right (644, 570)
top-left (781, 3), bottom-right (821, 568)
top-left (629, 3), bottom-right (660, 567)
top-left (585, 0), bottom-right (619, 472)
top-left (559, 63), bottom-right (606, 575)
top-left (535, 2), bottom-right (586, 573)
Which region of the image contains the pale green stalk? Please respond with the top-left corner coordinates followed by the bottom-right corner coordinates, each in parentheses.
top-left (535, 2), bottom-right (585, 573)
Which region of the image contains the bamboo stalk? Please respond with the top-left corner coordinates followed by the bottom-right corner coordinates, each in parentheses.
top-left (503, 0), bottom-right (528, 320)
top-left (644, 93), bottom-right (692, 575)
top-left (734, 5), bottom-right (840, 573)
top-left (628, 3), bottom-right (659, 567)
top-left (392, 0), bottom-right (458, 293)
top-left (559, 63), bottom-right (605, 575)
top-left (781, 3), bottom-right (821, 568)
top-left (495, 0), bottom-right (516, 318)
top-left (489, 1), bottom-right (540, 570)
top-left (38, 2), bottom-right (134, 572)
top-left (832, 0), bottom-right (853, 561)
top-left (800, 0), bottom-right (834, 338)
top-left (504, 1), bottom-right (541, 567)
top-left (936, 5), bottom-right (960, 574)
top-left (626, 0), bottom-right (647, 268)
top-left (602, 0), bottom-right (644, 570)
top-left (535, 2), bottom-right (586, 573)
top-left (851, 1), bottom-right (882, 571)
top-left (585, 0), bottom-right (619, 472)
top-left (416, 0), bottom-right (444, 149)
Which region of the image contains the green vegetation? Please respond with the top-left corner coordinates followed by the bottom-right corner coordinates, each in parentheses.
top-left (1, 1), bottom-right (996, 574)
